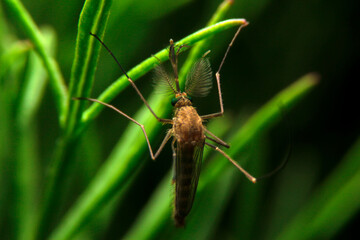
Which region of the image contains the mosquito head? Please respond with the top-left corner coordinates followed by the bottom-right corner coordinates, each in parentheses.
top-left (171, 92), bottom-right (192, 108)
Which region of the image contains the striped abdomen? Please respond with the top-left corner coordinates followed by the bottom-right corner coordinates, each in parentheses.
top-left (172, 106), bottom-right (205, 227)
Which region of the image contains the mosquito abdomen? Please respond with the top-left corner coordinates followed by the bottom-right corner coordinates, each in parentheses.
top-left (173, 144), bottom-right (197, 227)
top-left (172, 105), bottom-right (205, 227)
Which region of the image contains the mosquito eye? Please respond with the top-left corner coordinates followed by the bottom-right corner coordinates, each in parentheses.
top-left (171, 97), bottom-right (179, 106)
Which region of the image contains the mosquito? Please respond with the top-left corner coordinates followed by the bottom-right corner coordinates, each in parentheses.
top-left (75, 21), bottom-right (255, 227)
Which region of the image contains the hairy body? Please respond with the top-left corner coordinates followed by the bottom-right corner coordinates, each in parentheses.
top-left (172, 100), bottom-right (205, 226)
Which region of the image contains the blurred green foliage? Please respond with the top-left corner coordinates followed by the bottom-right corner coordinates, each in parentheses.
top-left (0, 0), bottom-right (358, 239)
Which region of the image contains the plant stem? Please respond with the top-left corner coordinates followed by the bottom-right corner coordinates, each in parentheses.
top-left (35, 0), bottom-right (113, 239)
top-left (14, 30), bottom-right (53, 239)
top-left (3, 0), bottom-right (68, 123)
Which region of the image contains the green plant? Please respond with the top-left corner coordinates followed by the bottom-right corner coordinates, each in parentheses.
top-left (1, 0), bottom-right (358, 239)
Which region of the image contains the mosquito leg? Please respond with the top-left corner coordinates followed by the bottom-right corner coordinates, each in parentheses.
top-left (171, 138), bottom-right (177, 184)
top-left (89, 33), bottom-right (172, 124)
top-left (125, 74), bottom-right (172, 123)
top-left (154, 130), bottom-right (173, 159)
top-left (201, 22), bottom-right (248, 120)
top-left (74, 97), bottom-right (170, 160)
top-left (203, 127), bottom-right (229, 148)
top-left (205, 141), bottom-right (256, 183)
top-left (217, 21), bottom-right (249, 74)
top-left (200, 72), bottom-right (224, 120)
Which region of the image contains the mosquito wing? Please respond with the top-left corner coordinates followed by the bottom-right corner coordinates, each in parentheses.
top-left (173, 139), bottom-right (204, 226)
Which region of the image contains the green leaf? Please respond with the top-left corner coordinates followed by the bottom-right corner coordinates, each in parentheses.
top-left (2, 0), bottom-right (67, 123)
top-left (276, 137), bottom-right (360, 240)
top-left (66, 0), bottom-right (114, 135)
top-left (13, 27), bottom-right (56, 240)
top-left (35, 1), bottom-right (113, 239)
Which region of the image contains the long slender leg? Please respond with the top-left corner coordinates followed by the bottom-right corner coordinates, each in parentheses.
top-left (171, 138), bottom-right (177, 184)
top-left (201, 22), bottom-right (248, 120)
top-left (154, 130), bottom-right (173, 159)
top-left (205, 142), bottom-right (256, 183)
top-left (89, 33), bottom-right (172, 123)
top-left (203, 127), bottom-right (229, 148)
top-left (201, 72), bottom-right (224, 120)
top-left (124, 74), bottom-right (171, 123)
top-left (74, 97), bottom-right (171, 160)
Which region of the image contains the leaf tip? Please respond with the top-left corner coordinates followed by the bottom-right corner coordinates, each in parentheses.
top-left (304, 72), bottom-right (321, 86)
